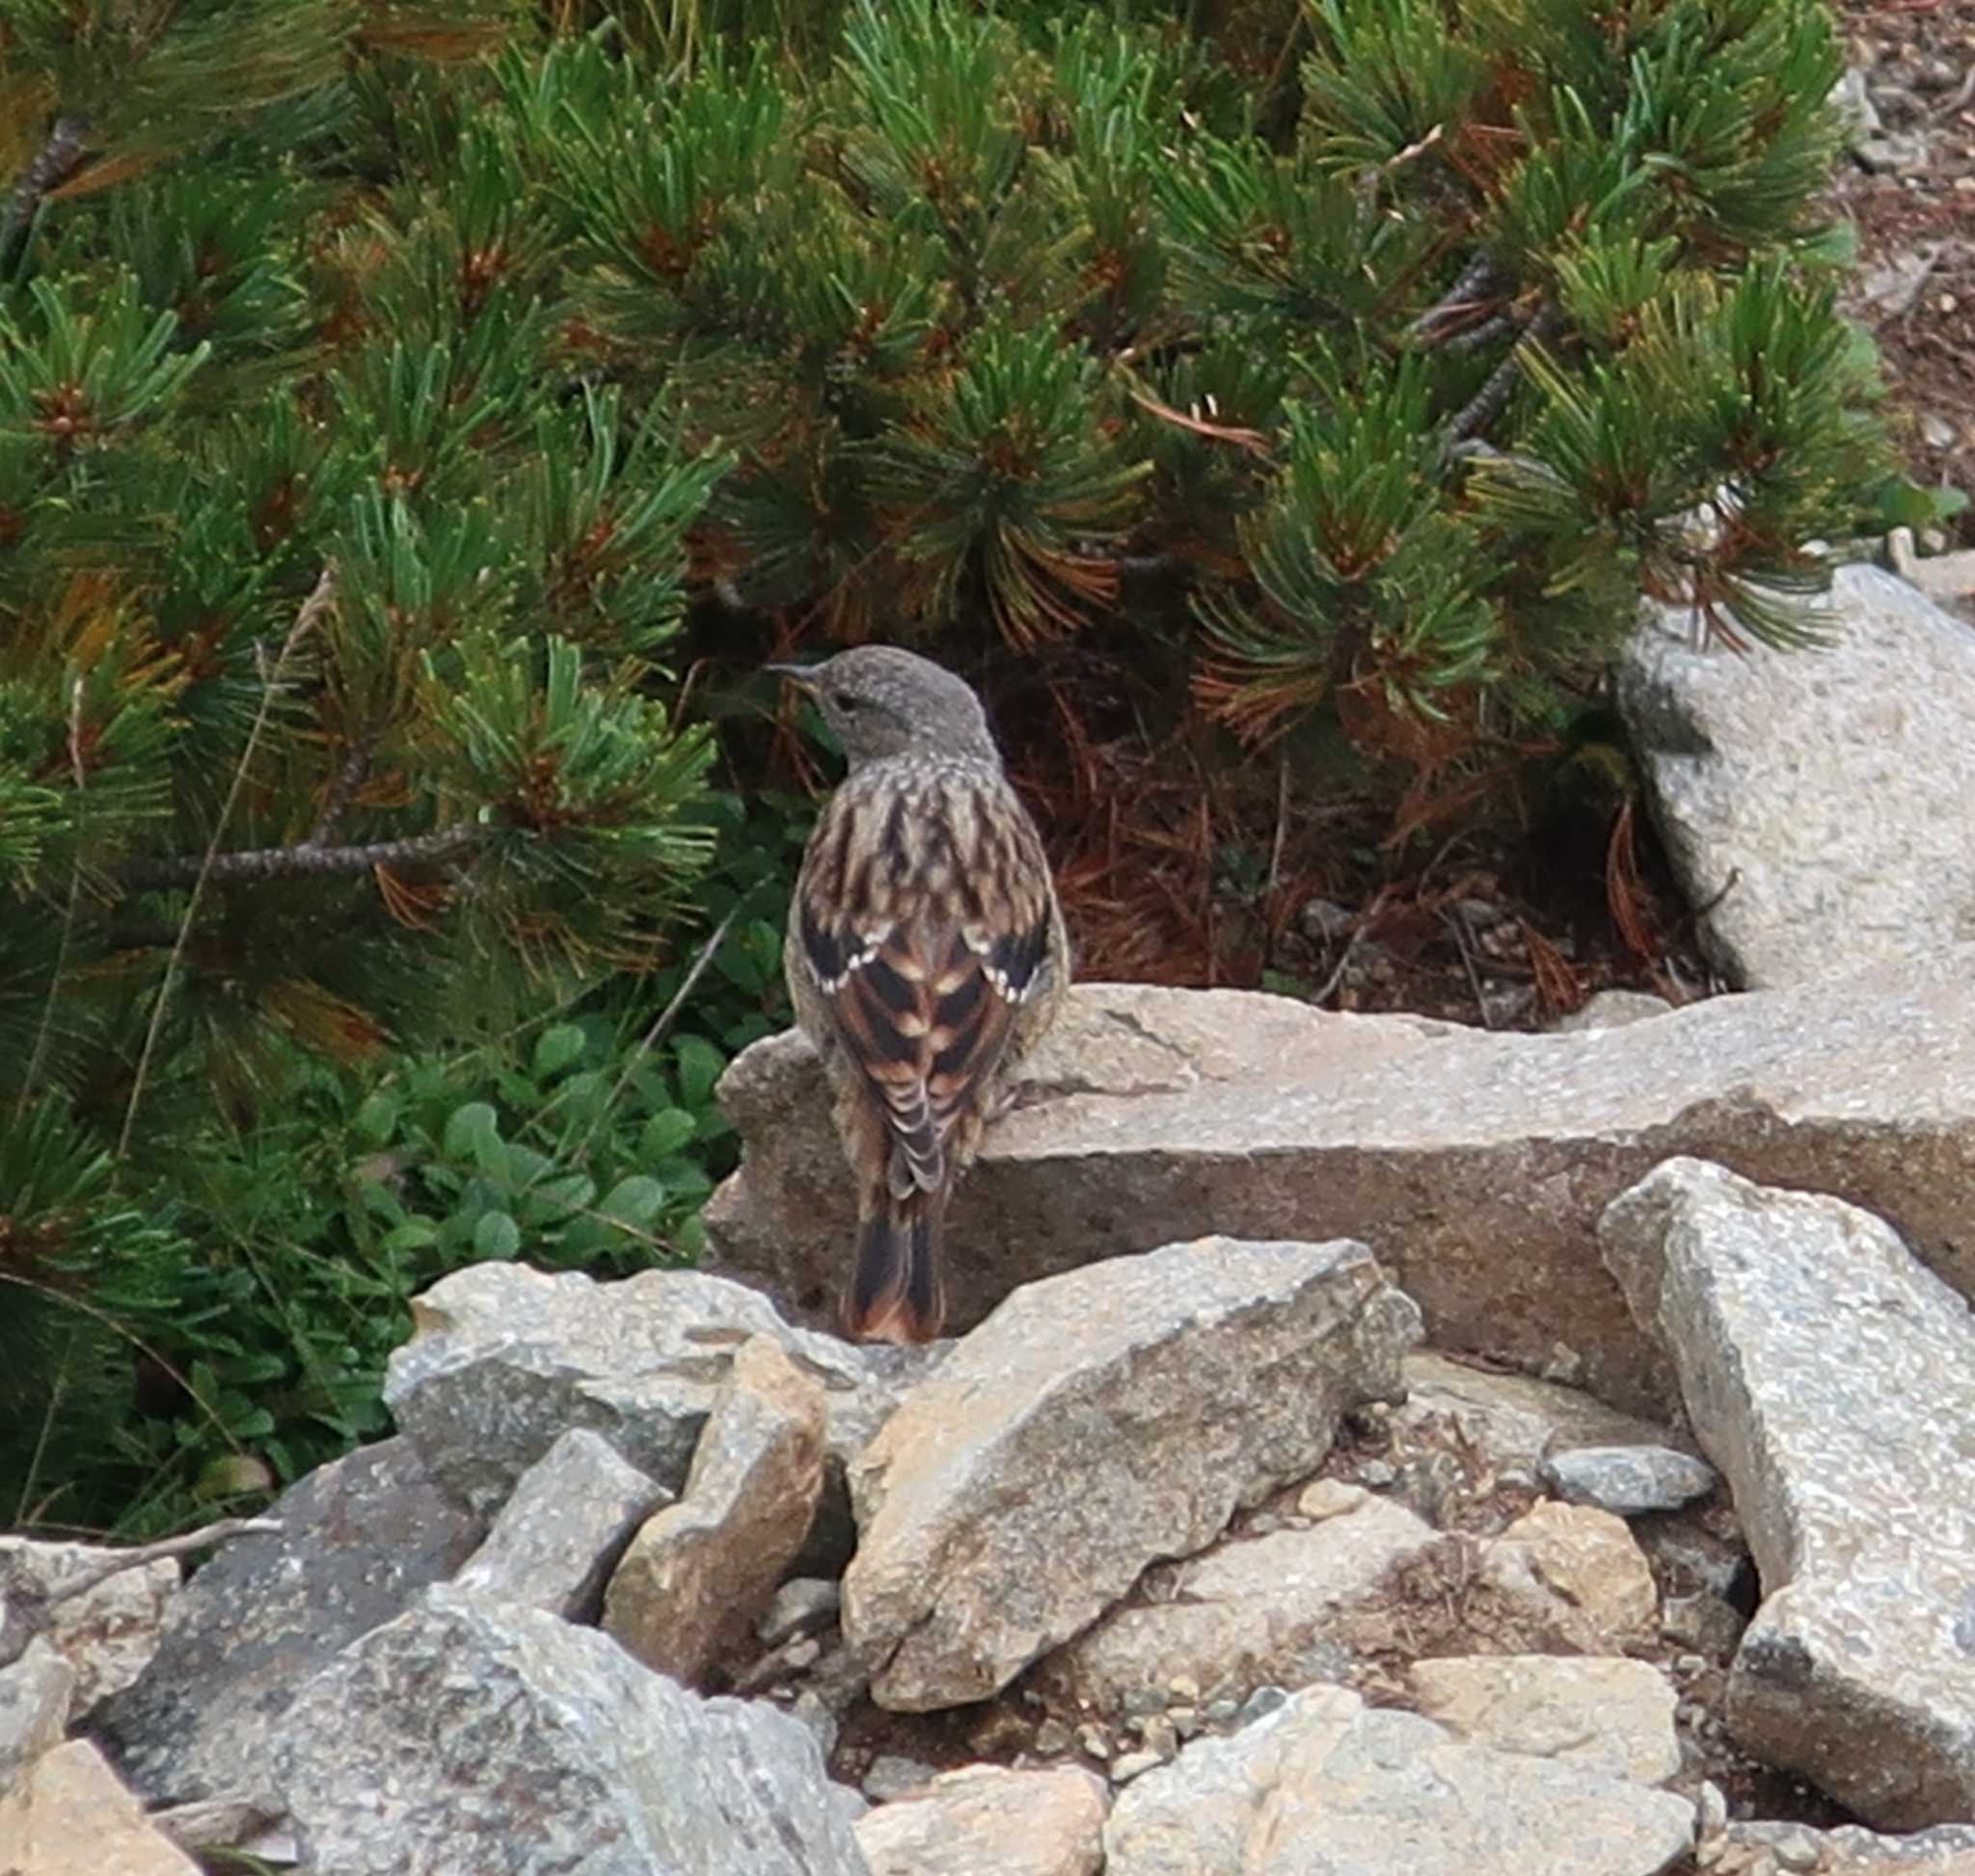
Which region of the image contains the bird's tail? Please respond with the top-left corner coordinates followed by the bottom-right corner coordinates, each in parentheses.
top-left (845, 1190), bottom-right (947, 1344)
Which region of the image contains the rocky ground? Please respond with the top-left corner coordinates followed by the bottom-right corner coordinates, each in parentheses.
top-left (1834, 0), bottom-right (1975, 541)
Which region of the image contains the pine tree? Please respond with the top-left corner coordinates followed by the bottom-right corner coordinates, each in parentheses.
top-left (0, 0), bottom-right (1922, 1533)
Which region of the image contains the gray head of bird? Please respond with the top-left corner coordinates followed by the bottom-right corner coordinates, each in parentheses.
top-left (767, 645), bottom-right (999, 770)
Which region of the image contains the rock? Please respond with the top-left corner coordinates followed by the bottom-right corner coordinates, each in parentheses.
top-left (384, 1260), bottom-right (922, 1571)
top-left (90, 1436), bottom-right (483, 1808)
top-left (861, 1754), bottom-right (940, 1802)
top-left (1391, 1352), bottom-right (1688, 1509)
top-left (759, 1577), bottom-right (844, 1647)
top-left (269, 1586), bottom-right (868, 1876)
top-left (0, 1640), bottom-right (73, 1793)
top-left (702, 955), bottom-right (1975, 1420)
top-left (1541, 1445), bottom-right (1718, 1515)
top-left (1550, 992), bottom-right (1674, 1033)
top-left (855, 1763), bottom-right (1105, 1876)
top-left (1042, 1495), bottom-right (1439, 1713)
top-left (1601, 1158), bottom-right (1975, 1829)
top-left (1296, 1478), bottom-right (1367, 1520)
top-left (1620, 565), bottom-right (1975, 990)
top-left (0, 1536), bottom-right (178, 1720)
top-left (1409, 1656), bottom-right (1681, 1785)
top-left (844, 1237), bottom-right (1419, 1710)
top-left (0, 1738), bottom-right (200, 1874)
top-left (1724, 1820), bottom-right (1975, 1873)
top-left (1102, 1681), bottom-right (1694, 1875)
top-left (453, 1427), bottom-right (671, 1621)
top-left (606, 1335), bottom-right (827, 1687)
top-left (1477, 1502), bottom-right (1660, 1655)
top-left (148, 1795), bottom-right (283, 1859)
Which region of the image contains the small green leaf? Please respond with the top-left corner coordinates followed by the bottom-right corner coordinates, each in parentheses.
top-left (532, 1022), bottom-right (588, 1078)
top-left (474, 1210), bottom-right (522, 1259)
top-left (638, 1108), bottom-right (697, 1158)
top-left (381, 1217), bottom-right (440, 1254)
top-left (598, 1174), bottom-right (665, 1230)
top-left (672, 1036), bottom-right (728, 1110)
top-left (444, 1101), bottom-right (500, 1161)
top-left (353, 1090), bottom-right (400, 1147)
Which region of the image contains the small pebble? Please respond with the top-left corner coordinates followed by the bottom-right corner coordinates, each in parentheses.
top-left (1296, 1479), bottom-right (1366, 1521)
top-left (1077, 1723), bottom-right (1113, 1761)
top-left (1674, 1653), bottom-right (1709, 1677)
top-left (1031, 1719), bottom-right (1073, 1756)
top-left (1247, 1511), bottom-right (1282, 1536)
top-left (862, 1754), bottom-right (938, 1803)
top-left (780, 1637), bottom-right (821, 1672)
top-left (755, 1577), bottom-right (841, 1646)
top-left (1203, 1699), bottom-right (1240, 1726)
top-left (1675, 1700), bottom-right (1704, 1727)
top-left (1357, 1459), bottom-right (1397, 1489)
top-left (1696, 1779), bottom-right (1728, 1839)
top-left (1168, 1704), bottom-right (1201, 1738)
top-left (1121, 1685), bottom-right (1169, 1719)
top-left (1140, 1716), bottom-right (1179, 1760)
top-left (1770, 1828), bottom-right (1821, 1871)
top-left (1109, 1750), bottom-right (1164, 1784)
top-left (1166, 1674), bottom-right (1200, 1705)
top-left (1238, 1685), bottom-right (1289, 1727)
top-left (790, 1690), bottom-right (837, 1758)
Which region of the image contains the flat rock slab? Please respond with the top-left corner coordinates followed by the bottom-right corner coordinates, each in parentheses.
top-left (1619, 564), bottom-right (1975, 989)
top-left (269, 1586), bottom-right (869, 1876)
top-left (1410, 1655), bottom-right (1681, 1786)
top-left (854, 1764), bottom-right (1106, 1876)
top-left (1102, 1681), bottom-right (1694, 1876)
top-left (1042, 1495), bottom-right (1439, 1713)
top-left (844, 1237), bottom-right (1419, 1711)
top-left (453, 1427), bottom-right (671, 1622)
top-left (605, 1334), bottom-right (827, 1685)
top-left (0, 1738), bottom-right (200, 1875)
top-left (90, 1436), bottom-right (483, 1808)
top-left (705, 955), bottom-right (1975, 1418)
top-left (1602, 1157), bottom-right (1975, 1829)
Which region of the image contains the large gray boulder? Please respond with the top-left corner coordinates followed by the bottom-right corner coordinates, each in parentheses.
top-left (843, 1237), bottom-right (1418, 1711)
top-left (706, 958), bottom-right (1975, 1417)
top-left (269, 1587), bottom-right (869, 1876)
top-left (1620, 564), bottom-right (1975, 990)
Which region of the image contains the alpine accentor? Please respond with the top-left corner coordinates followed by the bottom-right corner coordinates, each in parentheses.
top-left (771, 646), bottom-right (1069, 1343)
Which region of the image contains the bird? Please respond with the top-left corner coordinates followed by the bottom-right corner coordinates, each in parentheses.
top-left (769, 645), bottom-right (1069, 1344)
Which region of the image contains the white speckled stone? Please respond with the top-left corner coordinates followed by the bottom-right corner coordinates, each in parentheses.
top-left (1603, 1157), bottom-right (1975, 1829)
top-left (1620, 564), bottom-right (1975, 989)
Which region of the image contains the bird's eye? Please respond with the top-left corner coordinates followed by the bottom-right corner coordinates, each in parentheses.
top-left (831, 690), bottom-right (860, 713)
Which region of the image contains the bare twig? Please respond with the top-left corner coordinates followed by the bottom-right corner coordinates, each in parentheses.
top-left (571, 906), bottom-right (739, 1165)
top-left (1442, 905), bottom-right (1495, 1028)
top-left (122, 822), bottom-right (478, 890)
top-left (309, 741), bottom-right (373, 847)
top-left (119, 568), bottom-right (338, 1156)
top-left (1, 115), bottom-right (90, 259)
top-left (1447, 305), bottom-right (1563, 445)
top-left (1, 1517), bottom-right (282, 1671)
top-left (1410, 252), bottom-right (1507, 345)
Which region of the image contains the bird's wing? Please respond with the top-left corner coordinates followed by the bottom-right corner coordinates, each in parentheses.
top-left (792, 768), bottom-right (1057, 1195)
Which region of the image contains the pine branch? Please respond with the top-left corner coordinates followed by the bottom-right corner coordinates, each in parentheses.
top-left (308, 742), bottom-right (373, 847)
top-left (1410, 252), bottom-right (1507, 347)
top-left (122, 824), bottom-right (480, 890)
top-left (1, 116), bottom-right (91, 259)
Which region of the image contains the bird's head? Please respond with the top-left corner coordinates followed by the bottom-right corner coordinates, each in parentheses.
top-left (767, 645), bottom-right (998, 770)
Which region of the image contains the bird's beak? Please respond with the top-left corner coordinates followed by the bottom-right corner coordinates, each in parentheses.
top-left (763, 661), bottom-right (822, 696)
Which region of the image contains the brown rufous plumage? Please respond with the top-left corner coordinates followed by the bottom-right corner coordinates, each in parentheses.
top-left (772, 646), bottom-right (1069, 1343)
